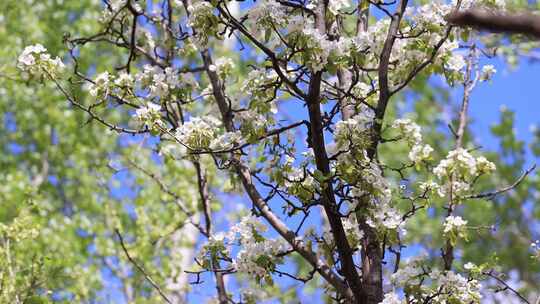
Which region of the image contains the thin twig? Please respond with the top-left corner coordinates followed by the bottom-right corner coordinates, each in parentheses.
top-left (483, 269), bottom-right (531, 304)
top-left (464, 164), bottom-right (536, 200)
top-left (115, 229), bottom-right (173, 304)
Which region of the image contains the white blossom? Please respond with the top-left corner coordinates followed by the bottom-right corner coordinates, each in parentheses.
top-left (480, 65), bottom-right (497, 81)
top-left (392, 118), bottom-right (422, 144)
top-left (89, 72), bottom-right (111, 98)
top-left (299, 27), bottom-right (333, 72)
top-left (246, 0), bottom-right (287, 35)
top-left (408, 144), bottom-right (433, 163)
top-left (212, 57), bottom-right (235, 78)
top-left (328, 0), bottom-right (350, 15)
top-left (446, 54), bottom-right (466, 72)
top-left (114, 72), bottom-right (134, 87)
top-left (464, 262), bottom-right (476, 270)
top-left (186, 1), bottom-right (218, 47)
top-left (134, 102), bottom-right (161, 127)
top-left (443, 215), bottom-right (467, 234)
top-left (429, 270), bottom-right (482, 303)
top-left (475, 156), bottom-right (496, 174)
top-left (209, 131), bottom-right (243, 150)
top-left (434, 148), bottom-right (496, 181)
top-left (342, 216), bottom-right (364, 249)
top-left (380, 292), bottom-right (402, 304)
top-left (391, 257), bottom-right (426, 286)
top-left (334, 109), bottom-right (375, 151)
top-left (18, 44), bottom-right (64, 77)
top-left (176, 116), bottom-right (220, 150)
top-left (433, 148), bottom-right (477, 178)
top-left (419, 181), bottom-right (445, 197)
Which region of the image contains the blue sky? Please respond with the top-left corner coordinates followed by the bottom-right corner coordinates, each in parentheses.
top-left (469, 57), bottom-right (539, 154)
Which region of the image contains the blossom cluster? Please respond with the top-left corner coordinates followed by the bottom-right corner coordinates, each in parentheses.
top-left (17, 44), bottom-right (64, 78)
top-left (210, 57), bottom-right (236, 79)
top-left (198, 216), bottom-right (288, 283)
top-left (241, 69), bottom-right (279, 115)
top-left (392, 118), bottom-right (434, 163)
top-left (332, 108), bottom-right (404, 233)
top-left (134, 102), bottom-right (162, 129)
top-left (334, 108), bottom-right (375, 152)
top-left (88, 65), bottom-right (198, 102)
top-left (186, 1), bottom-right (219, 47)
top-left (480, 65), bottom-right (497, 82)
top-left (443, 215), bottom-right (468, 244)
top-left (433, 148), bottom-right (496, 197)
top-left (136, 65), bottom-right (197, 99)
top-left (174, 115), bottom-right (244, 151)
top-left (176, 116), bottom-right (220, 150)
top-left (280, 155), bottom-right (318, 204)
top-left (246, 0), bottom-right (287, 36)
top-left (388, 257), bottom-right (482, 303)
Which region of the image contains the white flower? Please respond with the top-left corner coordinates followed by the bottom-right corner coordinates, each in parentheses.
top-left (209, 131), bottom-right (243, 150)
top-left (446, 54), bottom-right (466, 71)
top-left (409, 144), bottom-right (433, 162)
top-left (17, 44), bottom-right (64, 77)
top-left (391, 257), bottom-right (426, 286)
top-left (186, 1), bottom-right (218, 47)
top-left (300, 27), bottom-right (332, 72)
top-left (206, 215), bottom-right (290, 281)
top-left (213, 57), bottom-right (235, 77)
top-left (246, 0), bottom-right (287, 35)
top-left (480, 65), bottom-right (496, 81)
top-left (413, 2), bottom-right (452, 27)
top-left (342, 216), bottom-right (364, 249)
top-left (114, 72), bottom-right (134, 87)
top-left (135, 65), bottom-right (180, 98)
top-left (89, 72), bottom-right (111, 97)
top-left (434, 149), bottom-right (496, 180)
top-left (134, 102), bottom-right (161, 128)
top-left (176, 116), bottom-right (220, 150)
top-left (429, 270), bottom-right (482, 303)
top-left (20, 44), bottom-right (46, 59)
top-left (237, 110), bottom-right (269, 135)
top-left (451, 180), bottom-right (471, 196)
top-left (381, 292), bottom-right (402, 304)
top-left (464, 262), bottom-right (476, 270)
top-left (18, 44), bottom-right (45, 67)
top-left (475, 156), bottom-right (496, 174)
top-left (433, 148), bottom-right (477, 178)
top-left (367, 204), bottom-right (402, 230)
top-left (443, 215), bottom-right (467, 233)
top-left (334, 109), bottom-right (375, 151)
top-left (392, 257), bottom-right (481, 302)
top-left (241, 69), bottom-right (279, 115)
top-left (211, 232), bottom-right (226, 243)
top-left (235, 238), bottom-right (287, 279)
top-left (418, 181), bottom-right (445, 197)
top-left (328, 0), bottom-right (350, 15)
top-left (392, 118), bottom-right (422, 144)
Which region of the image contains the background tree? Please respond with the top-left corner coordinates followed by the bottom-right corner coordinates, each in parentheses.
top-left (3, 0), bottom-right (540, 303)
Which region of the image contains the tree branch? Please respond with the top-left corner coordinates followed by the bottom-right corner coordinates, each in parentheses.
top-left (446, 9), bottom-right (540, 38)
top-left (115, 229), bottom-right (173, 304)
top-left (464, 164), bottom-right (536, 200)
